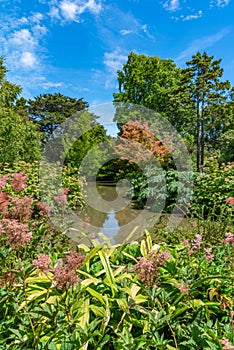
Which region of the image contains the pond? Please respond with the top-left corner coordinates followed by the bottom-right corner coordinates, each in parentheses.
top-left (74, 182), bottom-right (142, 244)
top-left (65, 181), bottom-right (188, 245)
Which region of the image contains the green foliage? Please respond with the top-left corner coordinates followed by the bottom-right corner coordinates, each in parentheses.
top-left (63, 111), bottom-right (110, 176)
top-left (183, 51), bottom-right (232, 171)
top-left (218, 127), bottom-right (234, 163)
top-left (0, 108), bottom-right (41, 164)
top-left (113, 165), bottom-right (193, 214)
top-left (27, 93), bottom-right (88, 140)
top-left (113, 52), bottom-right (191, 133)
top-left (0, 167), bottom-right (234, 349)
top-left (0, 57), bottom-right (41, 164)
top-left (0, 161), bottom-right (84, 208)
top-left (190, 157), bottom-right (234, 216)
top-left (0, 57), bottom-right (22, 109)
top-left (1, 226), bottom-right (233, 348)
top-left (113, 51), bottom-right (234, 167)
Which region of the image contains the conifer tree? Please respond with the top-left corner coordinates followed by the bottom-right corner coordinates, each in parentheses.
top-left (182, 51), bottom-right (231, 171)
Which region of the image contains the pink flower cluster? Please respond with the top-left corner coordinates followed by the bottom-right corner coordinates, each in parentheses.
top-left (177, 282), bottom-right (190, 295)
top-left (182, 236), bottom-right (215, 262)
top-left (0, 172), bottom-right (33, 223)
top-left (64, 250), bottom-right (85, 268)
top-left (0, 219), bottom-right (32, 249)
top-left (204, 247), bottom-right (214, 262)
top-left (53, 251), bottom-right (85, 289)
top-left (225, 197), bottom-right (234, 206)
top-left (53, 188), bottom-right (69, 206)
top-left (8, 195), bottom-right (33, 222)
top-left (32, 251), bottom-right (85, 289)
top-left (0, 174), bottom-right (9, 189)
top-left (53, 265), bottom-right (79, 290)
top-left (222, 232), bottom-right (234, 246)
top-left (192, 234), bottom-right (202, 249)
top-left (0, 191), bottom-right (33, 223)
top-left (11, 171), bottom-right (28, 192)
top-left (36, 201), bottom-right (53, 216)
top-left (32, 254), bottom-right (51, 272)
top-left (220, 338), bottom-right (234, 350)
top-left (0, 191), bottom-right (9, 216)
top-left (133, 250), bottom-right (170, 287)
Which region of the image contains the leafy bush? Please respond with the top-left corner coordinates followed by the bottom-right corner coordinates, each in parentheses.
top-left (0, 108), bottom-right (41, 164)
top-left (1, 228), bottom-right (234, 349)
top-left (0, 161), bottom-right (84, 208)
top-left (190, 158), bottom-right (234, 217)
top-left (0, 166), bottom-right (234, 349)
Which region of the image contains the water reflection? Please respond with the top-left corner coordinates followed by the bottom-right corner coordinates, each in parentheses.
top-left (75, 183), bottom-right (141, 244)
top-left (69, 182), bottom-right (189, 245)
top-left (101, 209), bottom-right (119, 244)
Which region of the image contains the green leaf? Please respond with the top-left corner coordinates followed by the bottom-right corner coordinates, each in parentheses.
top-left (78, 298), bottom-right (90, 329)
top-left (89, 305), bottom-right (106, 318)
top-left (86, 287), bottom-right (106, 305)
top-left (80, 277), bottom-right (100, 287)
top-left (140, 240), bottom-right (148, 257)
top-left (98, 250), bottom-right (117, 295)
top-left (116, 298), bottom-right (129, 313)
top-left (84, 243), bottom-right (106, 271)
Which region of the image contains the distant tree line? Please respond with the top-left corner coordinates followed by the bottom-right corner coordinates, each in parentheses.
top-left (113, 51), bottom-right (234, 171)
top-left (0, 57), bottom-right (108, 169)
top-left (0, 51), bottom-right (233, 171)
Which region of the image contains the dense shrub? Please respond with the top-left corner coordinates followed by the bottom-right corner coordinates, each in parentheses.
top-left (190, 158), bottom-right (234, 217)
top-left (0, 165), bottom-right (233, 349)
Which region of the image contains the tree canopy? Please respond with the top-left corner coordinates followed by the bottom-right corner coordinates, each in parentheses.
top-left (113, 51), bottom-right (234, 169)
top-left (182, 51), bottom-right (231, 171)
top-left (113, 51), bottom-right (194, 133)
top-left (0, 57), bottom-right (41, 164)
top-left (27, 93), bottom-right (88, 141)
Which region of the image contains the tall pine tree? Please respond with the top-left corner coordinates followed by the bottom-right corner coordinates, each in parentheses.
top-left (182, 52), bottom-right (231, 171)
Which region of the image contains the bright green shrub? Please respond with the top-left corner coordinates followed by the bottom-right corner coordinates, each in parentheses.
top-left (190, 157), bottom-right (234, 218)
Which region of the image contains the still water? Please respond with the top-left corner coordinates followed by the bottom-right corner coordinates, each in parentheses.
top-left (75, 182), bottom-right (142, 244)
top-left (68, 182), bottom-right (188, 245)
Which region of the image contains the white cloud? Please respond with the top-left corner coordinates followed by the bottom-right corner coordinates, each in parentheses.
top-left (211, 0), bottom-right (230, 7)
top-left (141, 24), bottom-right (154, 39)
top-left (173, 10), bottom-right (203, 21)
top-left (29, 12), bottom-right (44, 23)
top-left (60, 0), bottom-right (79, 21)
top-left (218, 0), bottom-right (230, 6)
top-left (10, 29), bottom-right (36, 48)
top-left (163, 0), bottom-right (180, 12)
top-left (20, 51), bottom-right (37, 68)
top-left (18, 17), bottom-right (28, 24)
top-left (104, 50), bottom-right (127, 72)
top-left (92, 48), bottom-right (126, 93)
top-left (97, 5), bottom-right (155, 49)
top-left (48, 6), bottom-right (61, 20)
top-left (183, 10), bottom-right (202, 21)
top-left (120, 29), bottom-right (133, 35)
top-left (119, 23), bottom-right (154, 40)
top-left (49, 0), bottom-right (103, 22)
top-left (41, 81), bottom-right (64, 89)
top-left (175, 28), bottom-right (230, 64)
top-left (32, 24), bottom-right (48, 37)
top-left (85, 0), bottom-right (102, 14)
top-left (103, 49), bottom-right (127, 88)
top-left (5, 24), bottom-right (48, 73)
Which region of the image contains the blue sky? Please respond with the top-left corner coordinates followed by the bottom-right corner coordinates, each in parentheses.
top-left (0, 0), bottom-right (233, 106)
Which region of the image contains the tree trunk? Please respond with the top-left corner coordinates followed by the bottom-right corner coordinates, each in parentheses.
top-left (196, 99), bottom-right (201, 172)
top-left (201, 98), bottom-right (205, 168)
